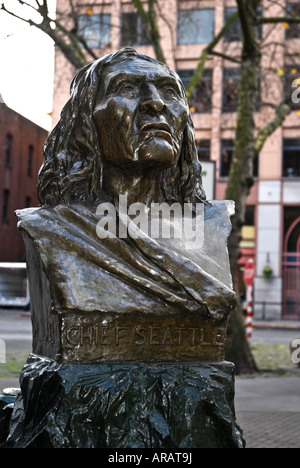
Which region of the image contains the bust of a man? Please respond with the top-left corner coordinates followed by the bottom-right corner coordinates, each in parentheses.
top-left (17, 48), bottom-right (236, 363)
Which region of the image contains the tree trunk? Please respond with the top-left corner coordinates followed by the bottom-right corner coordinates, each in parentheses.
top-left (133, 0), bottom-right (166, 63)
top-left (225, 0), bottom-right (261, 374)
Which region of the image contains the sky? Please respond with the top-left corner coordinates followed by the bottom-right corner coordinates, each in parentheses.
top-left (0, 1), bottom-right (55, 130)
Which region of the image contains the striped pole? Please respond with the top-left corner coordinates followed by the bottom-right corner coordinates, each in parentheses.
top-left (246, 285), bottom-right (253, 340)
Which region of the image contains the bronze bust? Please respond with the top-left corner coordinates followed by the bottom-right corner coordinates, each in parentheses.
top-left (4, 48), bottom-right (244, 449)
top-left (16, 48), bottom-right (236, 363)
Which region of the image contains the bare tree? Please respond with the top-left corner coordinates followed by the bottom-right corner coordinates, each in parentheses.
top-left (181, 0), bottom-right (300, 373)
top-left (0, 0), bottom-right (167, 66)
top-left (223, 0), bottom-right (299, 373)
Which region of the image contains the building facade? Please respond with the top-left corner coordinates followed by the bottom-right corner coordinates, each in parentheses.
top-left (0, 100), bottom-right (48, 262)
top-left (53, 0), bottom-right (300, 320)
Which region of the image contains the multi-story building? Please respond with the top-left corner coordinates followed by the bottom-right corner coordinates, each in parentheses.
top-left (52, 0), bottom-right (300, 321)
top-left (0, 97), bottom-right (48, 262)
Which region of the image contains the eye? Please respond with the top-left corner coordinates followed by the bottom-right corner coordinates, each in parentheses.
top-left (160, 86), bottom-right (180, 100)
top-left (118, 84), bottom-right (137, 97)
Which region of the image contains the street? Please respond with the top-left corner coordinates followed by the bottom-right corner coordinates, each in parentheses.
top-left (0, 308), bottom-right (32, 352)
top-left (252, 328), bottom-right (300, 345)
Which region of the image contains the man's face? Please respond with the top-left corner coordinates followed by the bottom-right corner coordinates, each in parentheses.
top-left (93, 57), bottom-right (189, 171)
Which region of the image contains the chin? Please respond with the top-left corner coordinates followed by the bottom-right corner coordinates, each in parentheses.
top-left (134, 138), bottom-right (177, 169)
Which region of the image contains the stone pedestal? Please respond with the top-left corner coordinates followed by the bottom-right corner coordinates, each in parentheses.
top-left (0, 199), bottom-right (245, 449)
top-left (3, 355), bottom-right (244, 448)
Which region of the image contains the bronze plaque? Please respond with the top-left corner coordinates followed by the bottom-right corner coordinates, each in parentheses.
top-left (61, 313), bottom-right (227, 363)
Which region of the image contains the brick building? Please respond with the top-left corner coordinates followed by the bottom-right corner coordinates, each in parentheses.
top-left (52, 0), bottom-right (300, 320)
top-left (0, 99), bottom-right (48, 262)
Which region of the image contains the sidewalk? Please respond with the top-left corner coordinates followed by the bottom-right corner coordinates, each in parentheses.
top-left (254, 320), bottom-right (300, 330)
top-left (235, 373), bottom-right (300, 449)
top-left (0, 378), bottom-right (19, 394)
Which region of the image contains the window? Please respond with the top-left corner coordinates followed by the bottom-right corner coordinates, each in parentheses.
top-left (5, 134), bottom-right (13, 167)
top-left (286, 2), bottom-right (300, 40)
top-left (121, 13), bottom-right (150, 47)
top-left (284, 66), bottom-right (300, 110)
top-left (221, 139), bottom-right (234, 177)
top-left (178, 69), bottom-right (213, 113)
top-left (177, 9), bottom-right (215, 45)
top-left (284, 206), bottom-right (300, 251)
top-left (222, 68), bottom-right (241, 113)
top-left (245, 206), bottom-right (255, 227)
top-left (224, 7), bottom-right (263, 42)
top-left (224, 7), bottom-right (242, 42)
top-left (28, 145), bottom-right (34, 177)
top-left (253, 154), bottom-right (259, 178)
top-left (78, 14), bottom-right (111, 49)
top-left (283, 138), bottom-right (300, 177)
top-left (223, 68), bottom-right (260, 112)
top-left (197, 140), bottom-right (211, 160)
top-left (221, 139), bottom-right (259, 178)
top-left (2, 189), bottom-right (10, 222)
top-left (240, 206), bottom-right (256, 250)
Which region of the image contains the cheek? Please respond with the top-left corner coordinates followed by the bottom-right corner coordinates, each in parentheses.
top-left (93, 99), bottom-right (136, 161)
top-left (168, 103), bottom-right (189, 134)
top-left (94, 99), bottom-right (118, 127)
top-left (98, 99), bottom-right (136, 139)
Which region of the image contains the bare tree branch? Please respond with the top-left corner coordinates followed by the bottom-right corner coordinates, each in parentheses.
top-left (132, 0), bottom-right (165, 63)
top-left (155, 0), bottom-right (176, 61)
top-left (0, 2), bottom-right (39, 27)
top-left (186, 10), bottom-right (239, 101)
top-left (259, 16), bottom-right (300, 24)
top-left (18, 0), bottom-right (41, 15)
top-left (209, 51), bottom-right (241, 64)
top-left (76, 34), bottom-right (99, 61)
top-left (0, 0), bottom-right (89, 69)
top-left (254, 103), bottom-right (291, 157)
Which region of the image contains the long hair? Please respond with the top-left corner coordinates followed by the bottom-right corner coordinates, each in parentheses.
top-left (38, 48), bottom-right (206, 206)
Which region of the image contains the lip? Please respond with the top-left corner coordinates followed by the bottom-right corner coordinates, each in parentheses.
top-left (139, 122), bottom-right (172, 135)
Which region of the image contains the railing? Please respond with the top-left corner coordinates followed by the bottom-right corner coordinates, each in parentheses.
top-left (282, 252), bottom-right (300, 320)
top-left (254, 302), bottom-right (285, 321)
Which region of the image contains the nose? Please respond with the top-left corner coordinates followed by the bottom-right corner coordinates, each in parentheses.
top-left (139, 84), bottom-right (165, 113)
